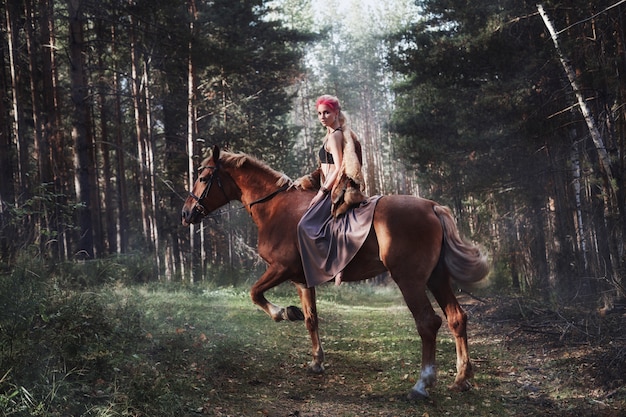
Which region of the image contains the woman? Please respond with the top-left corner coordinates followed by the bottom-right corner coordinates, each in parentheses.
top-left (295, 95), bottom-right (380, 287)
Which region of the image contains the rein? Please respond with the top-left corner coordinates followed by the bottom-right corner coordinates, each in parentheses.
top-left (190, 160), bottom-right (289, 217)
top-left (247, 184), bottom-right (290, 209)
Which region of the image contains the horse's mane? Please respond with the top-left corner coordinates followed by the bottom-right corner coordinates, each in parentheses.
top-left (219, 151), bottom-right (292, 188)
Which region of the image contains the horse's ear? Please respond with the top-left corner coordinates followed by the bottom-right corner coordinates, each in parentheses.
top-left (212, 145), bottom-right (220, 161)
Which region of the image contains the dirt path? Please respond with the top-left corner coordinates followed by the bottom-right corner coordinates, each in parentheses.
top-left (454, 294), bottom-right (625, 417)
top-left (199, 292), bottom-right (625, 417)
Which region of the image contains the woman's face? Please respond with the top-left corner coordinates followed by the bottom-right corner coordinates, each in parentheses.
top-left (317, 104), bottom-right (338, 129)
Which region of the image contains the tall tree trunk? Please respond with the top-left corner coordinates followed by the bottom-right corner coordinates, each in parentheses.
top-left (162, 74), bottom-right (183, 280)
top-left (569, 139), bottom-right (588, 273)
top-left (24, 0), bottom-right (49, 187)
top-left (0, 15), bottom-right (16, 259)
top-left (187, 0), bottom-right (198, 281)
top-left (129, 15), bottom-right (151, 247)
top-left (614, 8), bottom-right (626, 301)
top-left (529, 192), bottom-right (550, 294)
top-left (143, 61), bottom-right (160, 273)
top-left (112, 25), bottom-right (128, 254)
top-left (40, 0), bottom-right (66, 259)
top-left (360, 86), bottom-right (379, 195)
top-left (589, 177), bottom-right (616, 309)
top-left (96, 19), bottom-right (116, 255)
top-left (68, 0), bottom-right (94, 258)
top-left (88, 92), bottom-right (104, 258)
top-left (39, 0), bottom-right (57, 185)
top-left (546, 139), bottom-right (579, 292)
top-left (24, 0), bottom-right (51, 256)
top-left (5, 0), bottom-right (29, 195)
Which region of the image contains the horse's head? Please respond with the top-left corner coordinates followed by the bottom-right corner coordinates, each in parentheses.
top-left (181, 145), bottom-right (234, 226)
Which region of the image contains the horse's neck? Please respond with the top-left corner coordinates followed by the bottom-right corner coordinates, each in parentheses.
top-left (231, 170), bottom-right (282, 204)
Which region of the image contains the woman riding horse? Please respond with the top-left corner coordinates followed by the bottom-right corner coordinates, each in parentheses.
top-left (295, 94), bottom-right (378, 288)
top-left (181, 145), bottom-right (489, 400)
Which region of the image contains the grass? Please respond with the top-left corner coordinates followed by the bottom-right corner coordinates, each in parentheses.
top-left (1, 270), bottom-right (624, 416)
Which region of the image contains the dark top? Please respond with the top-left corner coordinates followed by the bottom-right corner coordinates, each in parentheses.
top-left (318, 127), bottom-right (342, 165)
top-left (319, 145), bottom-right (334, 164)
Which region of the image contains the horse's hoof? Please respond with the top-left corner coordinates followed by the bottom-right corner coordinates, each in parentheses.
top-left (407, 388), bottom-right (429, 401)
top-left (449, 380), bottom-right (472, 392)
top-left (307, 362), bottom-right (325, 374)
top-left (286, 305), bottom-right (304, 321)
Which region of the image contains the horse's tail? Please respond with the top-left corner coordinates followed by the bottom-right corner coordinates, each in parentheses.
top-left (433, 205), bottom-right (489, 283)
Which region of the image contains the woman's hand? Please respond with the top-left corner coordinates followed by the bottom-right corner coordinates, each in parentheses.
top-left (308, 188), bottom-right (328, 208)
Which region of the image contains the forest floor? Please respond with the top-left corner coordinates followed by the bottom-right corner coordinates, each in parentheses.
top-left (2, 282), bottom-right (625, 416)
top-left (189, 286), bottom-right (626, 417)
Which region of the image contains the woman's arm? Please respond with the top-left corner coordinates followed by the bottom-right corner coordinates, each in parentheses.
top-left (320, 129), bottom-right (343, 191)
top-left (307, 130), bottom-right (343, 207)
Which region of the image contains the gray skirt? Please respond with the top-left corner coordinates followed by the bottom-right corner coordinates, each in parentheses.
top-left (297, 193), bottom-right (381, 287)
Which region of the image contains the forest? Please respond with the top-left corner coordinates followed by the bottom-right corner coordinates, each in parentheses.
top-left (1, 0), bottom-right (626, 415)
top-left (1, 0), bottom-right (626, 301)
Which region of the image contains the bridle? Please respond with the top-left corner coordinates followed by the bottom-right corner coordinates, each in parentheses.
top-left (188, 161), bottom-right (229, 216)
top-left (188, 159), bottom-right (289, 217)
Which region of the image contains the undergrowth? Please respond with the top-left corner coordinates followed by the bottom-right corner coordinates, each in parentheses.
top-left (0, 252), bottom-right (150, 416)
top-left (1, 254), bottom-right (624, 416)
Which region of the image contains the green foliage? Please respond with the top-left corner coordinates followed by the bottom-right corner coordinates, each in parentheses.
top-left (1, 185), bottom-right (82, 260)
top-left (0, 255), bottom-right (147, 416)
top-left (0, 250), bottom-right (48, 360)
top-left (385, 0), bottom-right (626, 303)
top-left (52, 253), bottom-right (159, 288)
top-left (388, 0), bottom-right (550, 191)
top-left (2, 260), bottom-right (624, 415)
top-left (192, 0), bottom-right (314, 165)
top-left (0, 0), bottom-right (316, 276)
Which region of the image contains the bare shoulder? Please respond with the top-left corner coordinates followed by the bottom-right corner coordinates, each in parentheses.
top-left (328, 129), bottom-right (343, 150)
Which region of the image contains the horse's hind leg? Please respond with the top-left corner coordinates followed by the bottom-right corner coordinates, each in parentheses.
top-left (394, 277), bottom-right (443, 400)
top-left (428, 268), bottom-right (473, 392)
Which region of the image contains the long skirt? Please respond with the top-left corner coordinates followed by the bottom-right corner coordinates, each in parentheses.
top-left (297, 193), bottom-right (381, 287)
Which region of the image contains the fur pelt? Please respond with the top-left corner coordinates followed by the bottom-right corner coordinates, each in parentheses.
top-left (293, 129), bottom-right (368, 217)
top-left (330, 130), bottom-right (367, 217)
top-left (293, 168), bottom-right (321, 191)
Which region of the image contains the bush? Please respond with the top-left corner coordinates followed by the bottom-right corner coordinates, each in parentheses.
top-left (0, 250), bottom-right (48, 363)
top-left (0, 254), bottom-right (146, 416)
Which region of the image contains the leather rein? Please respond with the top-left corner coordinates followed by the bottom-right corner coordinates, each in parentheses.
top-left (189, 160), bottom-right (289, 217)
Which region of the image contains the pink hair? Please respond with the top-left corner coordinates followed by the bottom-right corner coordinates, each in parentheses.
top-left (316, 95), bottom-right (341, 113)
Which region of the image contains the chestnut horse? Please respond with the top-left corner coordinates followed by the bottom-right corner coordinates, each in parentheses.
top-left (181, 145), bottom-right (489, 399)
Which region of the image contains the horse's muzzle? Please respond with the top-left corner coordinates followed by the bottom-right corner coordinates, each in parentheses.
top-left (181, 205), bottom-right (202, 226)
top-left (181, 210), bottom-right (191, 226)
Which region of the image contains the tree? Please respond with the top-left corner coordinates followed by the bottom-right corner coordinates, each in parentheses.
top-left (0, 6), bottom-right (16, 260)
top-left (281, 0), bottom-right (422, 195)
top-left (388, 0), bottom-right (626, 306)
top-left (0, 0), bottom-right (312, 278)
top-left (68, 0), bottom-right (94, 259)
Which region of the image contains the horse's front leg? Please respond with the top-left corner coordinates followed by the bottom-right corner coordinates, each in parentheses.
top-left (295, 283), bottom-right (325, 373)
top-left (250, 265), bottom-right (304, 322)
